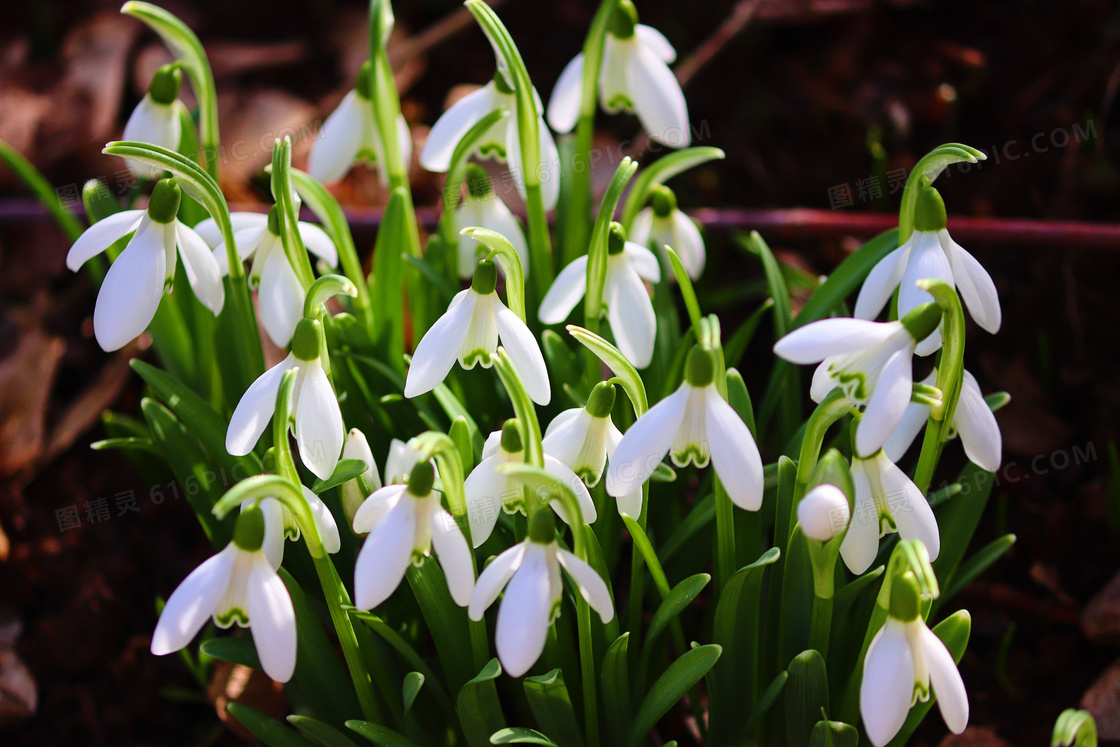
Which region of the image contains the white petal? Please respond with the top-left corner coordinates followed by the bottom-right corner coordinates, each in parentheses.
top-left (308, 90), bottom-right (365, 183)
top-left (495, 304), bottom-right (551, 405)
top-left (297, 222), bottom-right (339, 266)
top-left (304, 486), bottom-right (341, 555)
top-left (899, 231), bottom-right (953, 356)
top-left (879, 454), bottom-right (940, 561)
top-left (547, 54), bottom-right (585, 133)
top-left (882, 399), bottom-right (930, 463)
top-left (464, 457), bottom-right (509, 548)
top-left (67, 210), bottom-right (144, 271)
top-left (258, 247), bottom-right (305, 348)
top-left (624, 242), bottom-right (662, 283)
top-left (628, 44), bottom-right (690, 148)
top-left (810, 360), bottom-right (838, 403)
top-left (667, 212), bottom-right (705, 280)
top-left (857, 348), bottom-right (914, 458)
top-left (496, 544), bottom-right (554, 677)
top-left (481, 430), bottom-right (503, 462)
top-left (176, 224), bottom-right (226, 315)
top-left (122, 97), bottom-right (181, 179)
top-left (839, 460), bottom-right (879, 575)
top-left (556, 549), bottom-right (614, 622)
top-left (295, 360), bottom-right (344, 481)
top-left (536, 120), bottom-right (562, 212)
top-left (599, 36), bottom-right (632, 113)
top-left (469, 543), bottom-right (525, 620)
top-left (861, 620), bottom-right (916, 747)
top-left (636, 25), bottom-right (676, 63)
top-left (941, 230), bottom-right (1001, 334)
top-left (539, 255), bottom-right (589, 325)
top-left (629, 209), bottom-right (654, 249)
top-left (354, 500), bottom-right (415, 610)
top-left (456, 202), bottom-right (488, 279)
top-left (854, 244), bottom-right (909, 320)
top-left (921, 625), bottom-right (969, 734)
top-left (607, 386), bottom-right (690, 497)
top-left (606, 261), bottom-right (656, 369)
top-left (430, 509), bottom-right (475, 606)
top-left (544, 455), bottom-right (597, 525)
top-left (344, 428), bottom-right (382, 492)
top-left (353, 484), bottom-right (407, 534)
top-left (93, 217), bottom-right (167, 351)
top-left (405, 292), bottom-right (477, 398)
top-left (704, 389), bottom-right (765, 510)
top-left (542, 411), bottom-right (592, 471)
top-left (479, 197), bottom-right (530, 278)
top-left (386, 439), bottom-right (425, 484)
top-left (246, 555), bottom-right (297, 682)
top-left (214, 225), bottom-right (268, 276)
top-left (543, 408), bottom-right (582, 440)
top-left (420, 84), bottom-right (497, 172)
top-left (258, 499), bottom-right (287, 570)
top-left (151, 546), bottom-right (234, 655)
top-left (395, 114), bottom-right (413, 175)
top-left (955, 371), bottom-right (1001, 472)
top-left (773, 318), bottom-right (896, 364)
top-left (226, 356), bottom-right (296, 456)
top-left (195, 212), bottom-right (268, 248)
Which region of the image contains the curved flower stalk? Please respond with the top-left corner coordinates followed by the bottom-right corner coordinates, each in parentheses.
top-left (122, 65), bottom-right (183, 180)
top-left (607, 345), bottom-right (764, 510)
top-left (629, 185), bottom-right (705, 280)
top-left (226, 318), bottom-right (344, 481)
top-left (774, 304), bottom-right (943, 458)
top-left (840, 451), bottom-right (939, 575)
top-left (352, 460), bottom-right (474, 610)
top-left (253, 484), bottom-right (342, 569)
top-left (861, 572), bottom-right (968, 745)
top-left (404, 258), bottom-right (550, 405)
top-left (468, 510), bottom-right (613, 677)
top-left (340, 429), bottom-right (382, 529)
top-left (884, 369), bottom-right (1002, 472)
top-left (548, 0), bottom-right (689, 149)
top-left (151, 503), bottom-right (297, 682)
top-left (66, 177), bottom-right (224, 351)
top-left (540, 223), bottom-right (660, 368)
top-left (855, 179), bottom-right (1000, 355)
top-left (307, 61), bottom-right (412, 185)
top-left (464, 421), bottom-right (596, 548)
top-left (455, 165), bottom-right (528, 279)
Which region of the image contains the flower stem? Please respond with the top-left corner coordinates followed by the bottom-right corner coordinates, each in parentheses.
top-left (714, 478), bottom-right (736, 591)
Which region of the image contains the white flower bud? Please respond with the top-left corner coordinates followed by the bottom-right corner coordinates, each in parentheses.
top-left (797, 484), bottom-right (850, 543)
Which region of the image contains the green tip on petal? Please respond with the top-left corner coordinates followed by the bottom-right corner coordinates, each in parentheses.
top-left (148, 64), bottom-right (182, 106)
top-left (233, 503), bottom-right (266, 551)
top-left (267, 204), bottom-right (282, 236)
top-left (527, 508), bottom-right (557, 543)
top-left (889, 572), bottom-right (922, 622)
top-left (912, 177), bottom-right (947, 232)
top-left (356, 60), bottom-right (374, 100)
top-left (407, 460), bottom-right (435, 497)
top-left (146, 178), bottom-right (182, 224)
top-left (650, 185), bottom-right (677, 218)
top-left (291, 318), bottom-right (323, 361)
top-left (684, 345), bottom-right (717, 388)
top-left (465, 164), bottom-right (493, 200)
top-left (472, 258), bottom-right (498, 294)
top-left (607, 221), bottom-right (627, 255)
top-left (585, 381), bottom-right (617, 418)
top-left (609, 0), bottom-right (638, 38)
top-left (901, 302), bottom-right (943, 342)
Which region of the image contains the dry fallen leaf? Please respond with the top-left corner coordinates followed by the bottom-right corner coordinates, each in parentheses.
top-left (0, 620), bottom-right (37, 727)
top-left (0, 328), bottom-right (65, 478)
top-left (1083, 568), bottom-right (1120, 644)
top-left (60, 12), bottom-right (139, 144)
top-left (1081, 657), bottom-right (1120, 740)
top-left (207, 659), bottom-right (287, 740)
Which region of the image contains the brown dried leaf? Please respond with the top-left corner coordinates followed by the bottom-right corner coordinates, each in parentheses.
top-left (0, 329), bottom-right (65, 477)
top-left (60, 13), bottom-right (139, 143)
top-left (207, 660), bottom-right (286, 740)
top-left (216, 89), bottom-right (318, 191)
top-left (0, 620), bottom-right (37, 727)
top-left (1081, 657), bottom-right (1120, 740)
top-left (1083, 568), bottom-right (1120, 644)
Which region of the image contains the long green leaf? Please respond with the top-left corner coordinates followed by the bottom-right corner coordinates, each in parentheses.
top-left (227, 703), bottom-right (315, 747)
top-left (0, 137), bottom-right (83, 240)
top-left (490, 727), bottom-right (558, 745)
top-left (619, 147), bottom-right (725, 229)
top-left (523, 669), bottom-right (585, 747)
top-left (288, 715), bottom-right (361, 747)
top-left (346, 720), bottom-right (419, 747)
top-left (784, 650), bottom-right (829, 747)
top-left (371, 187), bottom-right (409, 372)
top-left (628, 644), bottom-right (721, 746)
top-left (792, 229), bottom-right (898, 330)
top-left (644, 574), bottom-right (709, 654)
top-left (457, 659), bottom-right (507, 747)
top-left (601, 633), bottom-right (631, 747)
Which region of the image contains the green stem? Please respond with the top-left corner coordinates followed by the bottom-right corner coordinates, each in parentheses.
top-left (808, 593), bottom-right (833, 660)
top-left (0, 138), bottom-right (83, 241)
top-left (714, 479), bottom-right (736, 591)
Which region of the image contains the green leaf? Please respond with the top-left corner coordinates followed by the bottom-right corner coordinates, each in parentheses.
top-left (406, 561), bottom-right (475, 694)
top-left (644, 574), bottom-right (709, 653)
top-left (665, 246), bottom-right (703, 334)
top-left (726, 368), bottom-right (757, 438)
top-left (200, 636), bottom-right (260, 670)
top-left (1051, 708), bottom-right (1098, 747)
top-left (931, 461), bottom-right (996, 607)
top-left (601, 633), bottom-right (631, 747)
top-left (346, 720), bottom-right (420, 747)
top-left (227, 702), bottom-right (315, 747)
top-left (371, 187), bottom-right (409, 372)
top-left (432, 382), bottom-right (484, 460)
top-left (312, 459), bottom-right (368, 494)
top-left (523, 669), bottom-right (584, 747)
top-left (403, 253), bottom-right (456, 305)
top-left (784, 650), bottom-right (829, 747)
top-left (542, 331), bottom-right (583, 403)
top-left (738, 671), bottom-right (787, 745)
top-left (288, 715), bottom-right (361, 747)
top-left (748, 231), bottom-right (799, 442)
top-left (778, 529), bottom-right (815, 667)
top-left (792, 229), bottom-right (898, 330)
top-left (489, 727), bottom-right (558, 745)
top-left (809, 719), bottom-right (858, 747)
top-left (620, 514), bottom-right (670, 598)
top-left (619, 147), bottom-right (725, 229)
top-left (628, 644), bottom-right (721, 746)
top-left (0, 137), bottom-right (83, 240)
top-left (567, 325), bottom-right (648, 416)
top-left (940, 534), bottom-right (1016, 608)
top-left (90, 436), bottom-right (160, 457)
top-left (458, 659), bottom-right (507, 747)
top-left (402, 672), bottom-right (424, 716)
top-left (886, 611), bottom-right (971, 746)
top-left (724, 298), bottom-right (773, 370)
top-left (584, 159), bottom-right (638, 328)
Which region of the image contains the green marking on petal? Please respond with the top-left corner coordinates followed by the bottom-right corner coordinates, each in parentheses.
top-left (215, 608), bottom-right (250, 628)
top-left (670, 445), bottom-right (710, 469)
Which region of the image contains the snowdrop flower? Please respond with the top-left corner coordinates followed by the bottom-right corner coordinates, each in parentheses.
top-left (861, 573), bottom-right (968, 746)
top-left (797, 484), bottom-right (851, 543)
top-left (208, 207), bottom-right (338, 347)
top-left (855, 181), bottom-right (1000, 356)
top-left (353, 460), bottom-right (474, 610)
top-left (539, 223), bottom-right (660, 368)
top-left (151, 504), bottom-right (297, 682)
top-left (307, 61), bottom-right (412, 185)
top-left (607, 346), bottom-right (764, 510)
top-left (340, 429), bottom-right (383, 530)
top-left (773, 304), bottom-right (943, 458)
top-left (840, 451), bottom-right (939, 575)
top-left (122, 65), bottom-right (183, 180)
top-left (420, 75), bottom-right (560, 210)
top-left (66, 178), bottom-right (224, 351)
top-left (629, 185), bottom-right (705, 280)
top-left (252, 485), bottom-right (342, 569)
top-left (455, 165), bottom-right (528, 279)
top-left (464, 421), bottom-right (596, 548)
top-left (547, 0), bottom-right (689, 149)
top-left (884, 369), bottom-right (1002, 472)
top-left (405, 258), bottom-right (550, 405)
top-left (468, 510), bottom-right (613, 677)
top-left (226, 319), bottom-right (344, 481)
top-left (384, 438), bottom-right (436, 485)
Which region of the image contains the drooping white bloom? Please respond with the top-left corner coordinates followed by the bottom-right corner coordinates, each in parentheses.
top-left (468, 513), bottom-right (614, 677)
top-left (464, 421), bottom-right (596, 548)
top-left (353, 461), bottom-right (474, 610)
top-left (547, 1), bottom-right (688, 149)
top-left (774, 308), bottom-right (943, 458)
top-left (797, 484), bottom-right (851, 543)
top-left (307, 62), bottom-right (412, 185)
top-left (840, 451), bottom-right (939, 575)
top-left (151, 504), bottom-right (296, 682)
top-left (861, 574), bottom-right (968, 746)
top-left (207, 208), bottom-right (338, 347)
top-left (254, 484), bottom-right (342, 569)
top-left (405, 258), bottom-right (550, 405)
top-left (341, 429), bottom-right (383, 530)
top-left (122, 65), bottom-right (183, 180)
top-left (455, 165), bottom-right (528, 279)
top-left (628, 185), bottom-right (705, 281)
top-left (883, 369), bottom-right (1002, 472)
top-left (226, 319), bottom-right (344, 481)
top-left (855, 182), bottom-right (1000, 356)
top-left (420, 77), bottom-right (560, 211)
top-left (607, 346), bottom-right (764, 511)
top-left (66, 178), bottom-right (224, 351)
top-left (539, 224), bottom-right (660, 368)
top-left (384, 438), bottom-right (435, 485)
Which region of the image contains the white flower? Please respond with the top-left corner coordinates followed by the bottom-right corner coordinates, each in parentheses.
top-left (384, 438), bottom-right (435, 485)
top-left (855, 182), bottom-right (1000, 356)
top-left (539, 225), bottom-right (660, 368)
top-left (774, 309), bottom-right (942, 458)
top-left (226, 319), bottom-right (344, 481)
top-left (151, 504), bottom-right (297, 682)
top-left (861, 575), bottom-right (968, 746)
top-left (207, 208), bottom-right (338, 347)
top-left (122, 65), bottom-right (183, 180)
top-left (797, 484), bottom-right (850, 543)
top-left (404, 258), bottom-right (550, 405)
top-left (307, 63), bottom-right (412, 185)
top-left (607, 346), bottom-right (764, 511)
top-left (468, 514), bottom-right (614, 677)
top-left (253, 484), bottom-right (342, 569)
top-left (66, 178), bottom-right (224, 351)
top-left (353, 461), bottom-right (474, 610)
top-left (883, 369), bottom-right (1002, 472)
top-left (455, 166), bottom-right (528, 279)
top-left (547, 1), bottom-right (688, 149)
top-left (420, 77), bottom-right (560, 211)
top-left (464, 422), bottom-right (597, 548)
top-left (840, 451), bottom-right (939, 575)
top-left (341, 429), bottom-right (383, 530)
top-left (629, 186), bottom-right (705, 280)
